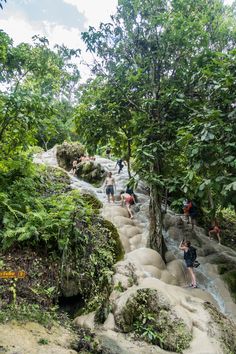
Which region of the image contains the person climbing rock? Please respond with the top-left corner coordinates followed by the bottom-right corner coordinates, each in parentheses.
top-left (183, 199), bottom-right (189, 219)
top-left (104, 172), bottom-right (116, 203)
top-left (120, 191), bottom-right (134, 218)
top-left (209, 221), bottom-right (221, 244)
top-left (116, 158), bottom-right (126, 174)
top-left (72, 159), bottom-right (78, 176)
top-left (183, 200), bottom-right (197, 229)
top-left (126, 182), bottom-right (137, 204)
top-left (179, 240), bottom-right (197, 288)
top-left (188, 201), bottom-right (198, 229)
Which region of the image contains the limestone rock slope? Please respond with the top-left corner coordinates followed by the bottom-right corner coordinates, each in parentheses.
top-left (13, 147), bottom-right (235, 354)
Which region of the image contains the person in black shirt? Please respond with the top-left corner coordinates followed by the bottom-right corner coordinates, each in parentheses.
top-left (179, 240), bottom-right (197, 288)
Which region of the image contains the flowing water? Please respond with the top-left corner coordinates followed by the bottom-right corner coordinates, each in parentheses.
top-left (34, 147), bottom-right (236, 320)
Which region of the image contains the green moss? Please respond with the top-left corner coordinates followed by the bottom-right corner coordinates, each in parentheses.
top-left (116, 288), bottom-right (192, 353)
top-left (56, 141), bottom-right (85, 170)
top-left (81, 193), bottom-right (103, 210)
top-left (222, 271), bottom-right (236, 302)
top-left (76, 161), bottom-right (106, 187)
top-left (0, 303), bottom-right (68, 328)
top-left (217, 264), bottom-right (236, 302)
top-left (204, 302), bottom-right (236, 354)
top-left (82, 161), bottom-right (94, 173)
top-left (37, 165), bottom-right (70, 196)
top-left (101, 219), bottom-right (124, 261)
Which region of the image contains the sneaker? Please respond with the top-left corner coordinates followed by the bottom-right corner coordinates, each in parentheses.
top-left (192, 285), bottom-right (198, 288)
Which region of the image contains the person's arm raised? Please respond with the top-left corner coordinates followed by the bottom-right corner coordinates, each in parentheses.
top-left (179, 240), bottom-right (185, 250)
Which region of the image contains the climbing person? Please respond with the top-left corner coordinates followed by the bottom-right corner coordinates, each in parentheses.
top-left (72, 159), bottom-right (78, 176)
top-left (120, 191), bottom-right (134, 219)
top-left (183, 199), bottom-right (189, 221)
top-left (188, 201), bottom-right (198, 229)
top-left (116, 158), bottom-right (126, 174)
top-left (126, 181), bottom-right (137, 204)
top-left (179, 239), bottom-right (197, 288)
top-left (106, 146), bottom-right (111, 159)
top-left (183, 200), bottom-right (197, 229)
top-left (209, 221), bottom-right (221, 244)
top-left (104, 172), bottom-right (116, 203)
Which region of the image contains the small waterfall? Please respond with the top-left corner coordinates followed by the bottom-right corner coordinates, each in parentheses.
top-left (34, 147), bottom-right (235, 319)
top-left (163, 229), bottom-right (229, 314)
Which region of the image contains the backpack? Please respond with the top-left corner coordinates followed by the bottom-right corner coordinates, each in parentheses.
top-left (117, 159), bottom-right (123, 167)
top-left (189, 246), bottom-right (197, 262)
top-left (189, 201), bottom-right (198, 218)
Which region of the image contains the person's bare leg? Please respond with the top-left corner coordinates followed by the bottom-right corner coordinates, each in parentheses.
top-left (108, 194), bottom-right (110, 203)
top-left (111, 194), bottom-right (115, 203)
top-left (191, 217), bottom-right (195, 230)
top-left (188, 268), bottom-right (196, 287)
top-left (217, 232), bottom-right (221, 244)
top-left (127, 204), bottom-right (133, 218)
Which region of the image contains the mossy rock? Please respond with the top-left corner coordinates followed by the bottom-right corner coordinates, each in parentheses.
top-left (81, 193), bottom-right (103, 210)
top-left (101, 219), bottom-right (124, 262)
top-left (114, 288), bottom-right (192, 352)
top-left (76, 161), bottom-right (106, 186)
top-left (217, 263), bottom-right (236, 302)
top-left (223, 270), bottom-right (236, 302)
top-left (56, 141), bottom-right (85, 170)
top-left (204, 302), bottom-right (236, 354)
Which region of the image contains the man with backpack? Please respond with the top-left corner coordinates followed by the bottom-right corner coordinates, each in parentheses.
top-left (184, 200), bottom-right (198, 229)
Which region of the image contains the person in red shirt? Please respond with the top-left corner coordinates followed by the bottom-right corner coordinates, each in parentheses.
top-left (120, 192), bottom-right (135, 219)
top-left (209, 221), bottom-right (221, 244)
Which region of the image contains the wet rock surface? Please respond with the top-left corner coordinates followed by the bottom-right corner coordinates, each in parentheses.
top-left (3, 148), bottom-right (234, 354)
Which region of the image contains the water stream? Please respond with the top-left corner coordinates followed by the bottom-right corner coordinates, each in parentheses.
top-left (34, 147), bottom-right (235, 319)
top-left (163, 229), bottom-right (227, 313)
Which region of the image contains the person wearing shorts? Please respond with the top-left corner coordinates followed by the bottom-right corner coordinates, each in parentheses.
top-left (179, 240), bottom-right (197, 288)
top-left (104, 172), bottom-right (116, 203)
top-left (209, 221), bottom-right (221, 244)
top-left (120, 192), bottom-right (134, 219)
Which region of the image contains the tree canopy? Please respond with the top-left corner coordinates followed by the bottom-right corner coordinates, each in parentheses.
top-left (75, 0), bottom-right (236, 255)
top-left (0, 31), bottom-right (80, 162)
top-left (0, 0), bottom-right (236, 257)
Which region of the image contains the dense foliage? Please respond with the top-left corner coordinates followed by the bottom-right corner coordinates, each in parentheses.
top-left (0, 161), bottom-right (123, 319)
top-left (0, 30), bottom-right (79, 158)
top-left (75, 0), bottom-right (236, 255)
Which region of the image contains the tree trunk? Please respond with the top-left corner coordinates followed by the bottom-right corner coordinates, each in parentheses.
top-left (126, 137), bottom-right (132, 178)
top-left (207, 188), bottom-right (215, 219)
top-left (148, 183), bottom-right (167, 261)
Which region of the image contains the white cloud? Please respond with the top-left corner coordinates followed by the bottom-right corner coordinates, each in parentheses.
top-left (0, 1), bottom-right (118, 81)
top-left (0, 14), bottom-right (92, 80)
top-left (1, 14), bottom-right (42, 45)
top-left (63, 0), bottom-right (118, 28)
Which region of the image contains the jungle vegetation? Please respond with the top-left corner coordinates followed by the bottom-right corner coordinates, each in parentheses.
top-left (0, 0), bottom-right (236, 315)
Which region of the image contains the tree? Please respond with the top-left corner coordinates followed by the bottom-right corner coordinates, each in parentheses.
top-left (78, 0), bottom-right (236, 257)
top-left (0, 0), bottom-right (6, 10)
top-left (0, 31), bottom-right (80, 160)
top-left (176, 49), bottom-right (236, 215)
top-left (75, 76), bottom-right (139, 177)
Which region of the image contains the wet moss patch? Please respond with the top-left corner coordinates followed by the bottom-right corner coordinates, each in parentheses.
top-left (101, 219), bottom-right (124, 262)
top-left (218, 264), bottom-right (236, 302)
top-left (204, 302), bottom-right (236, 354)
top-left (115, 288), bottom-right (192, 353)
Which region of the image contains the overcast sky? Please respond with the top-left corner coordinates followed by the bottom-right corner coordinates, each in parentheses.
top-left (0, 0), bottom-right (118, 80)
top-left (0, 0), bottom-right (234, 80)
